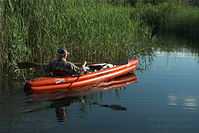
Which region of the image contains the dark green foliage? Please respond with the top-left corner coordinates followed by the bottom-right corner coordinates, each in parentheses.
top-left (164, 6), bottom-right (199, 38)
top-left (135, 0), bottom-right (199, 39)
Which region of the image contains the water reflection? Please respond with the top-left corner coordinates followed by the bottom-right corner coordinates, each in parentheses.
top-left (92, 102), bottom-right (127, 111)
top-left (24, 96), bottom-right (84, 122)
top-left (55, 107), bottom-right (66, 122)
top-left (157, 35), bottom-right (199, 59)
top-left (24, 73), bottom-right (137, 122)
top-left (168, 94), bottom-right (198, 110)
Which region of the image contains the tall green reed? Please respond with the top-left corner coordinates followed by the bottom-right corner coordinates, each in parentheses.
top-left (0, 0), bottom-right (154, 74)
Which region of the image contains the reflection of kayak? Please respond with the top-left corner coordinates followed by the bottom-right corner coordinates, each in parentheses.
top-left (28, 73), bottom-right (137, 103)
top-left (25, 59), bottom-right (138, 91)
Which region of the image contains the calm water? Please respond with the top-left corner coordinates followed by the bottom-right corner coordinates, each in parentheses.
top-left (1, 41), bottom-right (199, 133)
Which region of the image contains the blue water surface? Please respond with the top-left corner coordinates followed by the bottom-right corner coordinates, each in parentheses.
top-left (0, 51), bottom-right (199, 133)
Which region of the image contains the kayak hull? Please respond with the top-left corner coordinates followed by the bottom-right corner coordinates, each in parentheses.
top-left (25, 59), bottom-right (138, 91)
top-left (28, 73), bottom-right (137, 103)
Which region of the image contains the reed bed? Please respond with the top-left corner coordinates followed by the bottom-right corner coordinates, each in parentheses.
top-left (135, 0), bottom-right (199, 38)
top-left (0, 0), bottom-right (154, 74)
top-left (2, 0), bottom-right (198, 75)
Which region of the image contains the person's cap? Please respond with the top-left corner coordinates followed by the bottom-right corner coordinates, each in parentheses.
top-left (57, 48), bottom-right (69, 54)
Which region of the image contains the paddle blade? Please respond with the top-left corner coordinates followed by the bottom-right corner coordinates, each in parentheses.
top-left (17, 62), bottom-right (39, 69)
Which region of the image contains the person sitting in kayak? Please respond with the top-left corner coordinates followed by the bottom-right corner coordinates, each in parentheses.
top-left (45, 48), bottom-right (87, 76)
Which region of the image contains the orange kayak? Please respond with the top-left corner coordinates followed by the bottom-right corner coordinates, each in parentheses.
top-left (25, 59), bottom-right (138, 91)
top-left (28, 73), bottom-right (137, 103)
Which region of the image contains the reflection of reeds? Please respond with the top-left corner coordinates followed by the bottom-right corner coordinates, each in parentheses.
top-left (156, 35), bottom-right (199, 58)
top-left (0, 0), bottom-right (154, 74)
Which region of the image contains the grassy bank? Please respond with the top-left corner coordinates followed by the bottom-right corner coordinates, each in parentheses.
top-left (0, 0), bottom-right (154, 74)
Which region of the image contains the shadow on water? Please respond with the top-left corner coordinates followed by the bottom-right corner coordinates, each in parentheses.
top-left (23, 73), bottom-right (137, 122)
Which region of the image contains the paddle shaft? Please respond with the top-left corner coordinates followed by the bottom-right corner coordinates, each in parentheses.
top-left (17, 61), bottom-right (106, 69)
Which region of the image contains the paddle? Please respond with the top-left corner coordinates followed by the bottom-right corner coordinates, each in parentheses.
top-left (17, 61), bottom-right (107, 69)
top-left (17, 62), bottom-right (45, 69)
